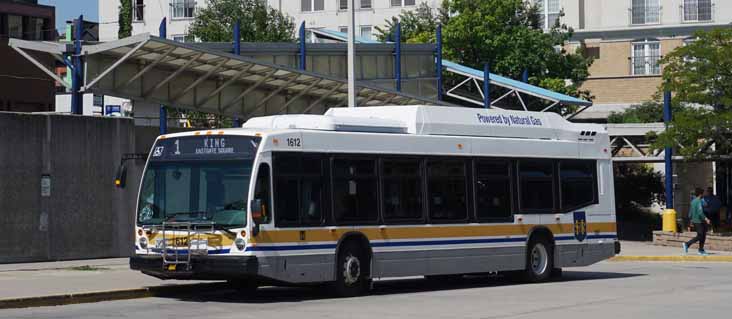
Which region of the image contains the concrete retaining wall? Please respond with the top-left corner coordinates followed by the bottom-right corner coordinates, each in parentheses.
top-left (0, 112), bottom-right (138, 263)
top-left (653, 231), bottom-right (732, 251)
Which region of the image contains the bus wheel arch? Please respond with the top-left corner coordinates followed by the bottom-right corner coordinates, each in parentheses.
top-left (524, 226), bottom-right (556, 282)
top-left (332, 232), bottom-right (372, 296)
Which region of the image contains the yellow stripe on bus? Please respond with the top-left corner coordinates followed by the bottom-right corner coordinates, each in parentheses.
top-left (249, 223), bottom-right (616, 245)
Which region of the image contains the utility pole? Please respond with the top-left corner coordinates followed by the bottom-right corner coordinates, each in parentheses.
top-left (347, 0), bottom-right (356, 108)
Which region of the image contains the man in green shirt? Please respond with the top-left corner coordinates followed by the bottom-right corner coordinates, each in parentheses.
top-left (683, 188), bottom-right (711, 255)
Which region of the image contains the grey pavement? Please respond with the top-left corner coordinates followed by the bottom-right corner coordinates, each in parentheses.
top-left (2, 261), bottom-right (731, 319)
top-left (0, 258), bottom-right (215, 301)
top-left (618, 240), bottom-right (732, 256)
top-left (0, 240), bottom-right (727, 307)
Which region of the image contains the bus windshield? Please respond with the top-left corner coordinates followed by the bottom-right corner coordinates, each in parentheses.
top-left (137, 160), bottom-right (253, 227)
top-left (137, 135), bottom-right (260, 227)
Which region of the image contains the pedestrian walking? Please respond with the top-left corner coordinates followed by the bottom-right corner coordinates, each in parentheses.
top-left (683, 187), bottom-right (711, 255)
top-left (703, 187), bottom-right (721, 233)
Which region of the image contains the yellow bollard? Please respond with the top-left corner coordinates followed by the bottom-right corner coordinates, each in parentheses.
top-left (662, 209), bottom-right (677, 233)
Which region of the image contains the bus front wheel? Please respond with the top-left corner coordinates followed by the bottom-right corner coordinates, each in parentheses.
top-left (524, 237), bottom-right (554, 283)
top-left (333, 241), bottom-right (370, 297)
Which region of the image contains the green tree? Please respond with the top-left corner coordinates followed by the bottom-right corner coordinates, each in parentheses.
top-left (118, 0), bottom-right (132, 38)
top-left (653, 28), bottom-right (732, 159)
top-left (375, 2), bottom-right (449, 43)
top-left (187, 0), bottom-right (295, 42)
top-left (375, 0), bottom-right (593, 109)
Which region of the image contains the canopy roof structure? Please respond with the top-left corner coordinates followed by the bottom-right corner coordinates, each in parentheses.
top-left (8, 33), bottom-right (442, 118)
top-left (307, 29), bottom-right (592, 114)
top-left (442, 60), bottom-right (592, 109)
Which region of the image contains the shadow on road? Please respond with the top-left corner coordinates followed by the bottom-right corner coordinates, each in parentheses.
top-left (167, 270), bottom-right (645, 304)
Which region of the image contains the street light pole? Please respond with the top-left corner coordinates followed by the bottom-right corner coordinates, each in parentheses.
top-left (347, 0), bottom-right (356, 108)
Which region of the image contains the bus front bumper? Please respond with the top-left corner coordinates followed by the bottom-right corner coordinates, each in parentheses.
top-left (130, 255), bottom-right (259, 280)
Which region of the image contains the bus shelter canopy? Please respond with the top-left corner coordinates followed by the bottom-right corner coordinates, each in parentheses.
top-left (9, 33), bottom-right (443, 117)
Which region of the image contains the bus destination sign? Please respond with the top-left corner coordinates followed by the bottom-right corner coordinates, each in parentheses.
top-left (150, 135), bottom-right (260, 161)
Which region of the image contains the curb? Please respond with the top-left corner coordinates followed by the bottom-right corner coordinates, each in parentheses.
top-left (0, 282), bottom-right (227, 310)
top-left (610, 255), bottom-right (732, 262)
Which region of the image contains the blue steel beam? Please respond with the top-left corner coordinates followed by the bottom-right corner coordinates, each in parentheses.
top-left (232, 21), bottom-right (241, 128)
top-left (436, 25), bottom-right (443, 101)
top-left (70, 15), bottom-right (83, 114)
top-left (664, 89), bottom-right (673, 209)
top-left (483, 62), bottom-right (491, 109)
top-left (299, 22), bottom-right (306, 70)
top-left (395, 22), bottom-right (402, 92)
top-left (159, 18), bottom-right (168, 135)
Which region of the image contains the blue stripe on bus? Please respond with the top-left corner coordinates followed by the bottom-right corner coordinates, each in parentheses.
top-left (245, 234), bottom-right (618, 252)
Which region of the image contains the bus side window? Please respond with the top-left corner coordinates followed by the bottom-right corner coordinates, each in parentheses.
top-left (475, 159), bottom-right (512, 221)
top-left (517, 160), bottom-right (555, 213)
top-left (332, 158), bottom-right (378, 224)
top-left (559, 160), bottom-right (597, 211)
top-left (427, 159), bottom-right (468, 222)
top-left (254, 163), bottom-right (272, 224)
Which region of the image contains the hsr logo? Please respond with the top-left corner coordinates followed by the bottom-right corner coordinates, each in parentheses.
top-left (573, 211), bottom-right (587, 242)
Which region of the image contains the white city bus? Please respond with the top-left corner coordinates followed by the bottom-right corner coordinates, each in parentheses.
top-left (131, 105), bottom-right (619, 296)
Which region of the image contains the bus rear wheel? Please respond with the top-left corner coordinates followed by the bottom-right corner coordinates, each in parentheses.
top-left (333, 241), bottom-right (370, 297)
top-left (524, 237), bottom-right (554, 283)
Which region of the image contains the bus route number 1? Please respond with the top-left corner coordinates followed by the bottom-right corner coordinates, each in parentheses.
top-left (286, 137), bottom-right (301, 148)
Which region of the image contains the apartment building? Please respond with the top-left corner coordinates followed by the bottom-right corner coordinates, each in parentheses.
top-left (99, 0), bottom-right (436, 42)
top-left (555, 0), bottom-right (732, 119)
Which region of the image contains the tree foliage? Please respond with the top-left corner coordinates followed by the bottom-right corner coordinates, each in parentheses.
top-left (614, 164), bottom-right (664, 211)
top-left (608, 100), bottom-right (692, 124)
top-left (653, 28), bottom-right (732, 159)
top-left (118, 0), bottom-right (132, 39)
top-left (375, 0), bottom-right (593, 104)
top-left (187, 0), bottom-right (295, 42)
top-left (374, 3), bottom-right (449, 43)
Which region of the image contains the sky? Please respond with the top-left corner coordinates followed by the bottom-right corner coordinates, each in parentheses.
top-left (39, 0), bottom-right (99, 34)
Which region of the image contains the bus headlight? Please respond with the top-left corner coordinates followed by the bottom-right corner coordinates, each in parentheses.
top-left (235, 238), bottom-right (245, 251)
top-left (139, 237), bottom-right (148, 249)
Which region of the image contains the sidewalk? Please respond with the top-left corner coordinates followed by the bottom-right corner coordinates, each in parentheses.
top-left (612, 240), bottom-right (732, 262)
top-left (0, 258), bottom-right (221, 309)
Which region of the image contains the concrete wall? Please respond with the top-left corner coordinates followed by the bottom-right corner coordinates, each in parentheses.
top-left (0, 112), bottom-right (139, 263)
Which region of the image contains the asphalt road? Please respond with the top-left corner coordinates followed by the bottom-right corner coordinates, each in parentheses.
top-left (2, 261), bottom-right (731, 319)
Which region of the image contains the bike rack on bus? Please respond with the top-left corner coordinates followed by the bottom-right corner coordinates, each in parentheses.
top-left (152, 222), bottom-right (214, 271)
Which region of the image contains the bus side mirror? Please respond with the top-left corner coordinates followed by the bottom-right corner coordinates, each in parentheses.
top-left (250, 199), bottom-right (264, 236)
top-left (114, 163), bottom-right (127, 188)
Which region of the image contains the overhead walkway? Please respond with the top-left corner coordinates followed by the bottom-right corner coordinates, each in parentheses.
top-left (8, 33), bottom-right (442, 118)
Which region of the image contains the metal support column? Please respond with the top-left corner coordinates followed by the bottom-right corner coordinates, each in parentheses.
top-left (232, 21), bottom-right (241, 128)
top-left (664, 89), bottom-right (673, 209)
top-left (436, 25), bottom-right (443, 101)
top-left (70, 15), bottom-right (83, 115)
top-left (159, 18), bottom-right (168, 134)
top-left (483, 62), bottom-right (491, 109)
top-left (395, 22), bottom-right (402, 92)
top-left (299, 21), bottom-right (306, 70)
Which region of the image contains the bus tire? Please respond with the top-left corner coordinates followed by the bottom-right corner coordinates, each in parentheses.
top-left (333, 241), bottom-right (370, 297)
top-left (524, 237), bottom-right (554, 283)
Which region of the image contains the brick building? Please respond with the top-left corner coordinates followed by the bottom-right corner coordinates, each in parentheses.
top-left (0, 0), bottom-right (56, 112)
